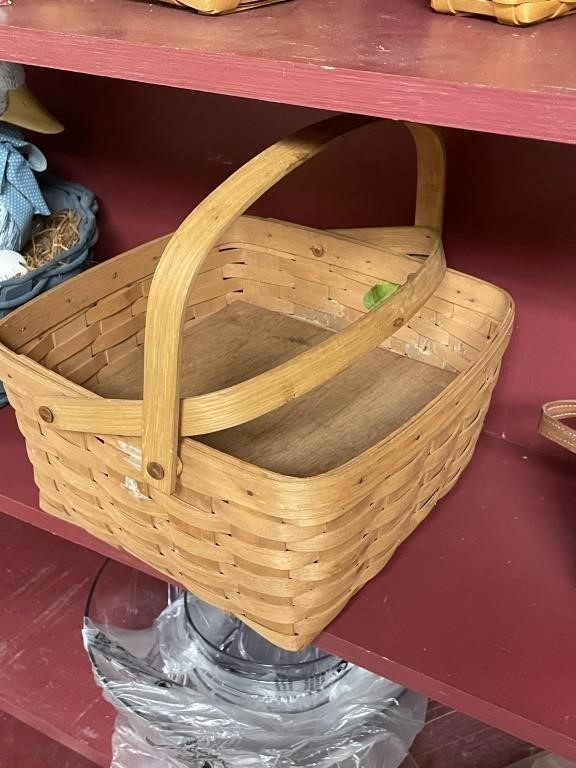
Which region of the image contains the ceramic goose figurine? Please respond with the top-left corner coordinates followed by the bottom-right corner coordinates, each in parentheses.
top-left (0, 62), bottom-right (63, 275)
top-left (0, 62), bottom-right (63, 135)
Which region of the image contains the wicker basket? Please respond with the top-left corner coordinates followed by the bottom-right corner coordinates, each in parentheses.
top-left (0, 115), bottom-right (514, 650)
top-left (157, 0), bottom-right (290, 14)
top-left (0, 176), bottom-right (98, 406)
top-left (431, 0), bottom-right (576, 25)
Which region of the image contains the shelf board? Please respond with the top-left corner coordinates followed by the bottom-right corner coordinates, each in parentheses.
top-left (0, 711), bottom-right (99, 768)
top-left (0, 512), bottom-right (113, 767)
top-left (1, 0), bottom-right (576, 143)
top-left (1, 406), bottom-right (576, 759)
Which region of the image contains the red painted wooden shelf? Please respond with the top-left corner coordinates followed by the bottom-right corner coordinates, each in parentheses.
top-left (0, 9), bottom-right (575, 759)
top-left (0, 512), bottom-right (113, 767)
top-left (1, 0), bottom-right (576, 144)
top-left (1, 406), bottom-right (576, 760)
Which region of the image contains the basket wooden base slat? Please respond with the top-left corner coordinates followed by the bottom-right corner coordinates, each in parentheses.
top-left (432, 0), bottom-right (576, 25)
top-left (93, 301), bottom-right (457, 476)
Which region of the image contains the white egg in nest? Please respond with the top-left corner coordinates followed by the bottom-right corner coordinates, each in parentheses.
top-left (0, 250), bottom-right (28, 282)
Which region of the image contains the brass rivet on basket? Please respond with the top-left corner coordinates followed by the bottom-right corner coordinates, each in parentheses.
top-left (393, 317), bottom-right (404, 329)
top-left (38, 406), bottom-right (54, 424)
top-left (147, 462), bottom-right (165, 480)
top-left (310, 245), bottom-right (324, 258)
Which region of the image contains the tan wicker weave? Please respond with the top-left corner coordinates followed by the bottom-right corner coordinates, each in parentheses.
top-left (0, 115), bottom-right (514, 650)
top-left (432, 0), bottom-right (576, 25)
top-left (157, 0), bottom-right (289, 14)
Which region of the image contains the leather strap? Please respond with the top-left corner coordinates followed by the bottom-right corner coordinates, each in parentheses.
top-left (539, 400), bottom-right (576, 454)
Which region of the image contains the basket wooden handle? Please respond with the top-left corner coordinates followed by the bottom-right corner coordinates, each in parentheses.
top-left (36, 116), bottom-right (446, 494)
top-left (142, 115), bottom-right (445, 492)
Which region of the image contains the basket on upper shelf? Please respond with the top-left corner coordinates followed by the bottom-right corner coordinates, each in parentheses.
top-left (157, 0), bottom-right (290, 14)
top-left (0, 115), bottom-right (514, 651)
top-left (431, 0), bottom-right (576, 25)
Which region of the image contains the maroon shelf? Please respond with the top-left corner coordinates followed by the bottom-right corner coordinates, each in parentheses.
top-left (1, 406), bottom-right (575, 760)
top-left (0, 18), bottom-right (575, 760)
top-left (0, 711), bottom-right (99, 768)
top-left (0, 512), bottom-right (113, 767)
top-left (1, 0), bottom-right (576, 144)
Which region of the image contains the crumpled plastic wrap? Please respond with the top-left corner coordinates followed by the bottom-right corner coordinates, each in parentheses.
top-left (83, 597), bottom-right (427, 768)
top-left (533, 757), bottom-right (576, 768)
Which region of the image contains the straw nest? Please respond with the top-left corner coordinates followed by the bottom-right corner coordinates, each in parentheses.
top-left (22, 209), bottom-right (81, 271)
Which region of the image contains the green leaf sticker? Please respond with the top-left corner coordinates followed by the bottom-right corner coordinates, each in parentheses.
top-left (363, 281), bottom-right (399, 311)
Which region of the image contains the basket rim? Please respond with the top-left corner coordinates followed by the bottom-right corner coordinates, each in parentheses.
top-left (0, 216), bottom-right (514, 338)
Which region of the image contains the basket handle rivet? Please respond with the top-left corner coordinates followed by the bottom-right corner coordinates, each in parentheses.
top-left (147, 462), bottom-right (165, 481)
top-left (310, 245), bottom-right (324, 258)
top-left (38, 406), bottom-right (54, 424)
top-left (393, 317), bottom-right (405, 329)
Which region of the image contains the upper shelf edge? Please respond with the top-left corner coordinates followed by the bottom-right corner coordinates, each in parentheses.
top-left (0, 0), bottom-right (576, 143)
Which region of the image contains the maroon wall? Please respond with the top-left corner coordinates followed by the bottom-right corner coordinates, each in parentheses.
top-left (28, 67), bottom-right (576, 455)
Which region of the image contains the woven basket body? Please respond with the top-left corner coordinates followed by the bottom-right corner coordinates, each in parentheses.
top-left (0, 116), bottom-right (514, 649)
top-left (0, 176), bottom-right (98, 320)
top-left (432, 0), bottom-right (576, 24)
top-left (156, 0), bottom-right (290, 14)
top-left (0, 176), bottom-right (98, 406)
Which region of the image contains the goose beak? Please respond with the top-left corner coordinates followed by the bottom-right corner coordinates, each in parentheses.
top-left (2, 84), bottom-right (64, 134)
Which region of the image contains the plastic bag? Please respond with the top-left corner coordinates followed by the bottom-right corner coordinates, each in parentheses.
top-left (533, 757), bottom-right (576, 768)
top-left (84, 596), bottom-right (426, 768)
